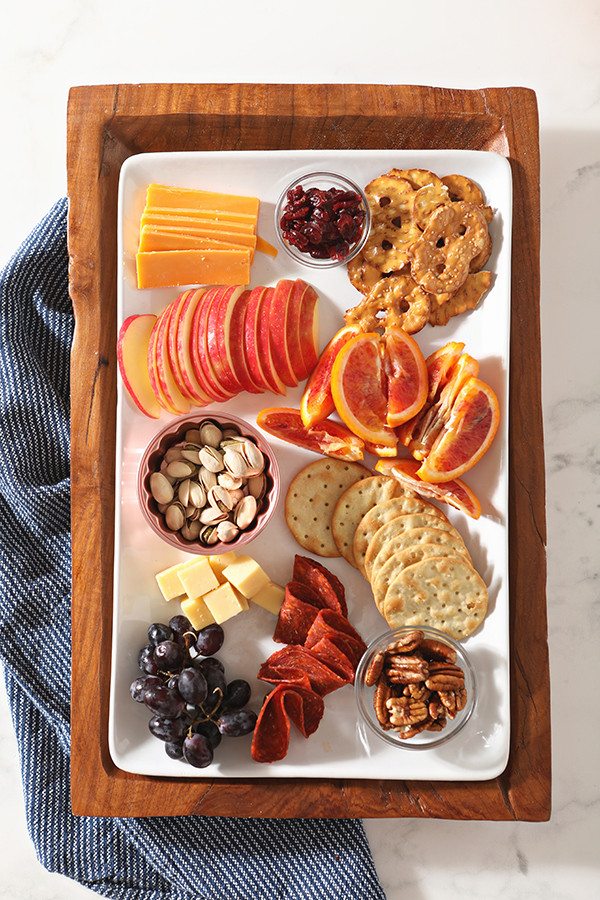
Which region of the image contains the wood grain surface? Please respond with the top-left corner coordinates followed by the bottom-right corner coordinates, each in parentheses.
top-left (67, 83), bottom-right (549, 820)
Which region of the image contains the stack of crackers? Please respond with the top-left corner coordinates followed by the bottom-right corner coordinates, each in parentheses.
top-left (285, 458), bottom-right (488, 640)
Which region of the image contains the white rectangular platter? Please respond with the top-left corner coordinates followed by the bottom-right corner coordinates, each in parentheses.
top-left (109, 148), bottom-right (512, 781)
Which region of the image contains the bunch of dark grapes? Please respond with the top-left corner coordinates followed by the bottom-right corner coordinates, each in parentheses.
top-left (130, 614), bottom-right (256, 768)
top-left (280, 184), bottom-right (366, 261)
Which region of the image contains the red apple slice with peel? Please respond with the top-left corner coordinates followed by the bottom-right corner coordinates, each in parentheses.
top-left (172, 288), bottom-right (213, 405)
top-left (206, 285), bottom-right (245, 395)
top-left (117, 314), bottom-right (162, 418)
top-left (284, 278), bottom-right (308, 382)
top-left (297, 281), bottom-right (319, 379)
top-left (154, 304), bottom-right (192, 414)
top-left (215, 286), bottom-right (262, 394)
top-left (147, 311), bottom-right (181, 415)
top-left (268, 279), bottom-right (298, 388)
top-left (243, 286), bottom-right (274, 393)
top-left (255, 287), bottom-right (287, 395)
top-left (226, 288), bottom-right (263, 393)
top-left (191, 287), bottom-right (237, 401)
top-left (167, 290), bottom-right (209, 406)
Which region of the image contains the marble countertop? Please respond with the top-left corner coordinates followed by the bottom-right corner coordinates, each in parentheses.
top-left (1, 1), bottom-right (599, 897)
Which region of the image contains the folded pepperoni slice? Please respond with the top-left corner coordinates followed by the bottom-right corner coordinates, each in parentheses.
top-left (304, 609), bottom-right (368, 657)
top-left (258, 646), bottom-right (350, 695)
top-left (272, 586), bottom-right (321, 645)
top-left (308, 636), bottom-right (357, 682)
top-left (250, 683), bottom-right (325, 763)
top-left (293, 555), bottom-right (348, 617)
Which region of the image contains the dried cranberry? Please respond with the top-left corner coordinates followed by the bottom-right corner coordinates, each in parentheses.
top-left (279, 180), bottom-right (366, 261)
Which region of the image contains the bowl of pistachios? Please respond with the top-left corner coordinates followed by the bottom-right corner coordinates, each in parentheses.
top-left (136, 413), bottom-right (280, 554)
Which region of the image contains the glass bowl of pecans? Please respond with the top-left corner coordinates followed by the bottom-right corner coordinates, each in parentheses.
top-left (137, 412), bottom-right (280, 555)
top-left (274, 171), bottom-right (371, 268)
top-left (354, 625), bottom-right (478, 750)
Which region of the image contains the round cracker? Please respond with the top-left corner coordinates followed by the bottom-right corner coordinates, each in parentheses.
top-left (383, 555), bottom-right (488, 640)
top-left (365, 515), bottom-right (468, 583)
top-left (285, 458), bottom-right (371, 557)
top-left (353, 495), bottom-right (446, 577)
top-left (372, 540), bottom-right (472, 611)
top-left (331, 474), bottom-right (407, 567)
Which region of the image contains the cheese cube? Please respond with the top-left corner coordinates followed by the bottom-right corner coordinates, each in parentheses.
top-left (222, 554), bottom-right (270, 599)
top-left (202, 582), bottom-right (249, 624)
top-left (181, 595), bottom-right (216, 631)
top-left (155, 560), bottom-right (194, 601)
top-left (207, 551), bottom-right (237, 583)
top-left (250, 581), bottom-right (285, 615)
top-left (177, 556), bottom-right (220, 599)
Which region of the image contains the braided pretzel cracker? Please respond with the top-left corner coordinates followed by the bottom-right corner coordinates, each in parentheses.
top-left (344, 274), bottom-right (431, 335)
top-left (409, 201), bottom-right (491, 295)
top-left (429, 271), bottom-right (492, 326)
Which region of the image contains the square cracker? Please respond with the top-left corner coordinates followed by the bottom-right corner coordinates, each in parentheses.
top-left (285, 458), bottom-right (371, 557)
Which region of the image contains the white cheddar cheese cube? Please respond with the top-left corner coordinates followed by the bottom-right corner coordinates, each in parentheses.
top-left (250, 581), bottom-right (285, 615)
top-left (178, 556), bottom-right (220, 599)
top-left (155, 560), bottom-right (194, 601)
top-left (181, 595), bottom-right (216, 631)
top-left (203, 582), bottom-right (249, 624)
top-left (222, 554), bottom-right (270, 599)
top-left (207, 551), bottom-right (237, 582)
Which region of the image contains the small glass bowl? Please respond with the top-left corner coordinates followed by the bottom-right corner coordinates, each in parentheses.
top-left (355, 625), bottom-right (477, 750)
top-left (274, 171), bottom-right (371, 268)
top-left (137, 412), bottom-right (280, 555)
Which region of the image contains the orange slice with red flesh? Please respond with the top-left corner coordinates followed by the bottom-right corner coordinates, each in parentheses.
top-left (375, 457), bottom-right (482, 519)
top-left (381, 326), bottom-right (428, 427)
top-left (416, 377), bottom-right (500, 482)
top-left (330, 331), bottom-right (397, 449)
top-left (256, 407), bottom-right (365, 461)
top-left (300, 324), bottom-right (362, 428)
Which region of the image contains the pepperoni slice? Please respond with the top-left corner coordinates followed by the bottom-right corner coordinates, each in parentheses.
top-left (272, 588), bottom-right (321, 645)
top-left (258, 646), bottom-right (350, 695)
top-left (308, 637), bottom-right (357, 682)
top-left (250, 684), bottom-right (325, 763)
top-left (293, 555), bottom-right (348, 616)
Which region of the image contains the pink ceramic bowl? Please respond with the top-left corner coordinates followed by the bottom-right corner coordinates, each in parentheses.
top-left (137, 412), bottom-right (280, 555)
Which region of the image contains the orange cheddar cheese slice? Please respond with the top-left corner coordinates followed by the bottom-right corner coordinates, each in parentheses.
top-left (136, 249), bottom-right (252, 290)
top-left (144, 206), bottom-right (257, 227)
top-left (140, 212), bottom-right (255, 235)
top-left (146, 184), bottom-right (260, 218)
top-left (138, 226), bottom-right (256, 259)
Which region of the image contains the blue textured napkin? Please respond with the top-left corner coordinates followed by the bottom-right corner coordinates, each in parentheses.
top-left (0, 199), bottom-right (387, 900)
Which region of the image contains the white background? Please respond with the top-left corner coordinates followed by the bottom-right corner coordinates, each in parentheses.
top-left (1, 1), bottom-right (599, 898)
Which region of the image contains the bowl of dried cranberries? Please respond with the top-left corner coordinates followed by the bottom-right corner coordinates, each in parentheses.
top-left (275, 171), bottom-right (370, 268)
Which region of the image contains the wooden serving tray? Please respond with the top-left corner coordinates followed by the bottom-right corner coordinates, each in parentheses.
top-left (68, 83), bottom-right (549, 820)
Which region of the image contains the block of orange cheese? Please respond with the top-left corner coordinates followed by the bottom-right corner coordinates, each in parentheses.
top-left (140, 212), bottom-right (255, 235)
top-left (136, 248), bottom-right (252, 289)
top-left (138, 226), bottom-right (256, 258)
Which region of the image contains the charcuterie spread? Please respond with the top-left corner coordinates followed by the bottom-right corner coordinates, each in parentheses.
top-left (110, 149), bottom-right (511, 780)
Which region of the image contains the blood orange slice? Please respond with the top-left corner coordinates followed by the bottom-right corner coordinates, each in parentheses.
top-left (382, 326), bottom-right (428, 427)
top-left (416, 377), bottom-right (500, 483)
top-left (330, 332), bottom-right (397, 449)
top-left (256, 407), bottom-right (365, 461)
top-left (375, 457), bottom-right (482, 519)
top-left (300, 325), bottom-right (361, 428)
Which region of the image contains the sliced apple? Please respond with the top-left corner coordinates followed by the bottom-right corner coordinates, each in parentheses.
top-left (243, 286), bottom-right (276, 393)
top-left (164, 291), bottom-right (198, 404)
top-left (297, 281), bottom-right (320, 379)
top-left (255, 287), bottom-right (287, 396)
top-left (215, 286), bottom-right (262, 394)
top-left (154, 304), bottom-right (193, 415)
top-left (191, 287), bottom-right (237, 401)
top-left (268, 279), bottom-right (299, 388)
top-left (170, 288), bottom-right (212, 406)
top-left (117, 314), bottom-right (162, 419)
top-left (147, 311), bottom-right (181, 415)
top-left (205, 285), bottom-right (245, 395)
